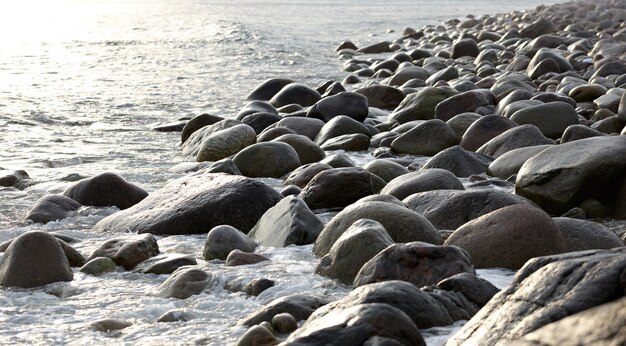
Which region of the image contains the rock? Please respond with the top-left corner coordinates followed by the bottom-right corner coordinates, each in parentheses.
top-left (314, 201), bottom-right (441, 257)
top-left (299, 168), bottom-right (375, 210)
top-left (354, 242), bottom-right (475, 287)
top-left (270, 83), bottom-right (321, 108)
top-left (460, 115), bottom-right (518, 151)
top-left (238, 294), bottom-right (330, 326)
top-left (561, 124), bottom-right (607, 143)
top-left (242, 278), bottom-right (275, 296)
top-left (271, 313), bottom-right (297, 334)
top-left (320, 133), bottom-right (370, 151)
top-left (258, 127), bottom-right (297, 142)
top-left (320, 153), bottom-right (355, 168)
top-left (426, 66), bottom-right (459, 85)
top-left (89, 319), bottom-right (132, 332)
top-left (249, 196), bottom-right (323, 247)
top-left (275, 117), bottom-right (325, 141)
top-left (282, 162), bottom-right (332, 188)
top-left (362, 159), bottom-right (409, 183)
top-left (447, 248), bottom-right (626, 346)
top-left (527, 48), bottom-right (573, 74)
top-left (437, 272), bottom-right (499, 307)
top-left (135, 254), bottom-right (197, 275)
top-left (451, 38), bottom-right (479, 58)
top-left (516, 136), bottom-right (626, 216)
top-left (520, 18), bottom-right (557, 39)
top-left (477, 124), bottom-right (555, 158)
top-left (242, 112), bottom-right (282, 134)
top-left (284, 303), bottom-right (425, 346)
top-left (247, 78), bottom-right (295, 101)
top-left (619, 91), bottom-right (626, 123)
top-left (422, 146), bottom-right (492, 177)
top-left (391, 119), bottom-right (458, 155)
top-left (203, 225), bottom-right (257, 260)
top-left (158, 267), bottom-right (210, 299)
top-left (314, 115), bottom-right (370, 146)
top-left (487, 145), bottom-right (553, 179)
top-left (152, 120), bottom-right (187, 132)
top-left (182, 119), bottom-right (241, 156)
top-left (435, 90), bottom-right (496, 122)
top-left (447, 113), bottom-right (482, 141)
top-left (63, 172), bottom-right (148, 210)
top-left (196, 124), bottom-right (257, 162)
top-left (403, 189), bottom-right (533, 230)
top-left (388, 66), bottom-right (430, 86)
top-left (510, 101), bottom-right (579, 139)
top-left (0, 231), bottom-right (73, 288)
top-left (233, 142), bottom-right (300, 178)
top-left (181, 113), bottom-right (223, 144)
top-left (80, 257), bottom-right (118, 276)
top-left (89, 234), bottom-right (160, 270)
top-left (315, 219), bottom-right (394, 285)
top-left (0, 170), bottom-right (30, 189)
top-left (590, 116), bottom-right (625, 135)
top-left (388, 87), bottom-right (457, 124)
top-left (569, 84), bottom-right (607, 102)
top-left (25, 194), bottom-right (82, 224)
top-left (307, 92), bottom-right (368, 122)
top-left (381, 169), bottom-right (464, 200)
top-left (157, 309), bottom-right (199, 323)
top-left (273, 134), bottom-right (325, 165)
top-left (59, 240), bottom-right (87, 267)
top-left (206, 158), bottom-right (242, 175)
top-left (553, 217), bottom-right (624, 252)
top-left (445, 204), bottom-right (565, 269)
top-left (237, 325), bottom-right (278, 346)
top-left (355, 85), bottom-right (405, 109)
top-left (226, 250), bottom-right (270, 266)
top-left (357, 41), bottom-right (391, 53)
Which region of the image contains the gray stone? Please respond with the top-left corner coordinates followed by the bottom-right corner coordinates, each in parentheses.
top-left (275, 117), bottom-right (325, 141)
top-left (272, 313), bottom-right (297, 334)
top-left (241, 112), bottom-right (282, 134)
top-left (157, 309), bottom-right (199, 323)
top-left (206, 158), bottom-right (242, 175)
top-left (446, 113), bottom-right (482, 141)
top-left (247, 78), bottom-right (295, 101)
top-left (381, 169), bottom-right (464, 200)
top-left (135, 254), bottom-right (197, 274)
top-left (203, 225), bottom-right (257, 260)
top-left (63, 172), bottom-right (147, 210)
top-left (307, 92), bottom-right (368, 122)
top-left (89, 234), bottom-right (160, 270)
top-left (180, 113), bottom-right (223, 144)
top-left (270, 83), bottom-right (321, 108)
top-left (196, 124), bottom-right (257, 162)
top-left (451, 38), bottom-right (479, 59)
top-left (238, 294), bottom-right (330, 326)
top-left (460, 115), bottom-right (518, 151)
top-left (320, 133), bottom-right (370, 151)
top-left (80, 257), bottom-right (118, 276)
top-left (182, 119), bottom-right (242, 157)
top-left (561, 124), bottom-right (607, 143)
top-left (422, 146), bottom-right (492, 177)
top-left (487, 145), bottom-right (553, 179)
top-left (234, 142), bottom-right (301, 178)
top-left (320, 153), bottom-right (355, 168)
top-left (477, 124), bottom-right (555, 158)
top-left (362, 159), bottom-right (409, 183)
top-left (273, 134), bottom-right (325, 165)
top-left (435, 90), bottom-right (496, 122)
top-left (388, 87), bottom-right (458, 124)
top-left (225, 250), bottom-right (270, 266)
top-left (509, 101), bottom-right (579, 139)
top-left (236, 101), bottom-right (278, 120)
top-left (158, 267), bottom-right (210, 299)
top-left (89, 319), bottom-right (131, 332)
top-left (236, 325), bottom-right (277, 346)
top-left (355, 85), bottom-right (405, 109)
top-left (315, 115), bottom-right (370, 146)
top-left (299, 168), bottom-right (375, 210)
top-left (553, 217), bottom-right (624, 252)
top-left (391, 119), bottom-right (458, 155)
top-left (25, 194), bottom-right (81, 224)
top-left (282, 163), bottom-right (332, 188)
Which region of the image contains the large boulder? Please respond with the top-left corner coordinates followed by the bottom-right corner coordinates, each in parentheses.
top-left (307, 92), bottom-right (369, 122)
top-left (238, 294), bottom-right (330, 326)
top-left (299, 168), bottom-right (376, 210)
top-left (315, 219), bottom-right (394, 285)
top-left (421, 146), bottom-right (492, 177)
top-left (89, 233), bottom-right (160, 270)
top-left (447, 248), bottom-right (626, 345)
top-left (509, 101), bottom-right (578, 139)
top-left (487, 145), bottom-right (553, 179)
top-left (63, 172), bottom-right (147, 210)
top-left (94, 173), bottom-right (282, 235)
top-left (553, 217), bottom-right (624, 252)
top-left (157, 267), bottom-right (210, 299)
top-left (25, 194), bottom-right (82, 224)
top-left (391, 119), bottom-right (458, 155)
top-left (314, 201), bottom-right (441, 257)
top-left (181, 119), bottom-right (241, 157)
top-left (233, 142), bottom-right (301, 178)
top-left (203, 225), bottom-right (257, 260)
top-left (445, 205), bottom-right (565, 269)
top-left (0, 231), bottom-right (73, 288)
top-left (388, 87), bottom-right (457, 124)
top-left (477, 124), bottom-right (555, 158)
top-left (354, 242), bottom-right (475, 287)
top-left (248, 196), bottom-right (324, 247)
top-left (381, 169), bottom-right (464, 200)
top-left (516, 136), bottom-right (626, 217)
top-left (195, 124), bottom-right (257, 162)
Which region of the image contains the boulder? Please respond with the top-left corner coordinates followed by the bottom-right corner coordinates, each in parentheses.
top-left (0, 170), bottom-right (30, 189)
top-left (225, 250), bottom-right (270, 266)
top-left (403, 189), bottom-right (533, 230)
top-left (314, 201), bottom-right (441, 257)
top-left (381, 169), bottom-right (464, 200)
top-left (307, 92), bottom-right (368, 122)
top-left (435, 90), bottom-right (496, 122)
top-left (460, 115), bottom-right (517, 151)
top-left (248, 196), bottom-right (324, 247)
top-left (236, 101), bottom-right (278, 120)
top-left (181, 119), bottom-right (241, 157)
top-left (195, 124), bottom-right (257, 162)
top-left (509, 101), bottom-right (579, 139)
top-left (477, 124), bottom-right (555, 158)
top-left (135, 254), bottom-right (198, 275)
top-left (157, 267), bottom-right (210, 299)
top-left (25, 194), bottom-right (81, 224)
top-left (206, 158), bottom-right (242, 175)
top-left (203, 225), bottom-right (257, 260)
top-left (79, 257), bottom-right (117, 276)
top-left (0, 231), bottom-right (73, 288)
top-left (238, 294), bottom-right (330, 326)
top-left (355, 85), bottom-right (405, 109)
top-left (241, 112), bottom-right (282, 134)
top-left (520, 18), bottom-right (557, 39)
top-left (282, 163), bottom-right (332, 188)
top-left (299, 168), bottom-right (375, 210)
top-left (275, 117), bottom-right (325, 141)
top-left (63, 172), bottom-right (147, 210)
top-left (181, 113), bottom-right (223, 143)
top-left (93, 173), bottom-right (282, 235)
top-left (89, 234), bottom-right (160, 270)
top-left (314, 115), bottom-right (370, 145)
top-left (237, 325), bottom-right (277, 346)
top-left (516, 136), bottom-right (626, 216)
top-left (233, 142), bottom-right (301, 178)
top-left (391, 119), bottom-right (458, 155)
top-left (487, 145), bottom-right (553, 179)
top-left (315, 219), bottom-right (394, 285)
top-left (388, 87), bottom-right (458, 124)
top-left (447, 113), bottom-right (482, 141)
top-left (354, 242), bottom-right (475, 287)
top-left (362, 159), bottom-right (409, 183)
top-left (451, 38), bottom-right (479, 58)
top-left (272, 134), bottom-right (325, 165)
top-left (421, 146), bottom-right (492, 177)
top-left (445, 204), bottom-right (565, 269)
top-left (270, 83), bottom-right (321, 108)
top-left (247, 78), bottom-right (295, 101)
top-left (553, 217), bottom-right (624, 252)
top-left (388, 65), bottom-right (430, 86)
top-left (320, 133), bottom-right (370, 151)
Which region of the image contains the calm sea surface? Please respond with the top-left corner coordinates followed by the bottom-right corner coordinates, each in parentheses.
top-left (0, 0), bottom-right (572, 344)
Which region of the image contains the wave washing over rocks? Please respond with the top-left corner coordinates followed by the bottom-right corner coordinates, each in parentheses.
top-left (2, 0), bottom-right (626, 345)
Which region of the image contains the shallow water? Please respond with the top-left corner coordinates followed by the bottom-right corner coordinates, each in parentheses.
top-left (0, 0), bottom-right (613, 344)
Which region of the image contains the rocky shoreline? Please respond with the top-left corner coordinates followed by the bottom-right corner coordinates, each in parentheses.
top-left (2, 0), bottom-right (626, 344)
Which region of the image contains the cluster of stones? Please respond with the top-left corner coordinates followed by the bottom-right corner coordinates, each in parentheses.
top-left (3, 0), bottom-right (626, 344)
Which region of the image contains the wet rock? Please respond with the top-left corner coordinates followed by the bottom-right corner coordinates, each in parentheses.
top-left (446, 113), bottom-right (482, 141)
top-left (460, 115), bottom-right (518, 151)
top-left (569, 83), bottom-right (607, 102)
top-left (553, 217), bottom-right (624, 252)
top-left (247, 78), bottom-right (295, 101)
top-left (561, 124), bottom-right (607, 143)
top-left (307, 92), bottom-right (368, 122)
top-left (388, 87), bottom-right (457, 123)
top-left (237, 101), bottom-right (278, 120)
top-left (225, 250), bottom-right (270, 266)
top-left (435, 90), bottom-right (496, 122)
top-left (447, 248), bottom-right (626, 345)
top-left (272, 313), bottom-right (297, 334)
top-left (281, 185), bottom-right (301, 197)
top-left (487, 145), bottom-right (553, 178)
top-left (157, 309), bottom-right (199, 323)
top-left (242, 278), bottom-right (275, 296)
top-left (315, 219), bottom-right (394, 285)
top-left (181, 113), bottom-right (224, 143)
top-left (242, 112), bottom-right (282, 134)
top-left (357, 41), bottom-right (391, 54)
top-left (320, 133), bottom-right (370, 151)
top-left (233, 142), bottom-right (300, 178)
top-left (476, 124), bottom-right (555, 158)
top-left (206, 158), bottom-right (242, 175)
top-left (25, 194), bottom-right (81, 224)
top-left (355, 85), bottom-right (405, 109)
top-left (362, 159), bottom-right (409, 183)
top-left (391, 119), bottom-right (458, 155)
top-left (249, 195), bottom-right (323, 247)
top-left (381, 169), bottom-right (464, 200)
top-left (89, 319), bottom-right (132, 332)
top-left (158, 267), bottom-right (210, 299)
top-left (451, 38), bottom-right (479, 58)
top-left (275, 117), bottom-right (325, 141)
top-left (203, 225), bottom-right (257, 260)
top-left (272, 134), bottom-right (325, 165)
top-left (79, 257), bottom-right (118, 276)
top-left (89, 233), bottom-right (160, 270)
top-left (314, 115), bottom-right (370, 146)
top-left (445, 204), bottom-right (565, 269)
top-left (388, 65), bottom-right (430, 86)
top-left (299, 167), bottom-right (375, 210)
top-left (591, 116), bottom-right (625, 134)
top-left (0, 170), bottom-right (30, 189)
top-left (0, 231), bottom-right (73, 288)
top-left (314, 201), bottom-right (441, 257)
top-left (437, 272), bottom-right (499, 307)
top-left (321, 153), bottom-right (355, 168)
top-left (421, 146), bottom-right (492, 177)
top-left (284, 303), bottom-right (424, 346)
top-left (403, 189), bottom-right (533, 230)
top-left (135, 254), bottom-right (197, 275)
top-left (237, 325), bottom-right (278, 346)
top-left (195, 124), bottom-right (257, 162)
top-left (509, 101), bottom-right (579, 139)
top-left (182, 119), bottom-right (241, 157)
top-left (282, 162), bottom-right (332, 188)
top-left (257, 127), bottom-right (298, 142)
top-left (354, 242), bottom-right (475, 287)
top-left (238, 294), bottom-right (330, 326)
top-left (516, 136), bottom-right (626, 217)
top-left (426, 66), bottom-right (459, 85)
top-left (269, 83), bottom-right (321, 108)
top-left (63, 172), bottom-right (148, 210)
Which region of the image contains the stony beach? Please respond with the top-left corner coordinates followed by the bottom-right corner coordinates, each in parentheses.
top-left (1, 0), bottom-right (626, 344)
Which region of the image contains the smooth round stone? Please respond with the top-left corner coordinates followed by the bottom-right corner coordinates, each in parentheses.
top-left (561, 124), bottom-right (607, 143)
top-left (181, 113), bottom-right (223, 144)
top-left (257, 127), bottom-right (297, 142)
top-left (247, 78), bottom-right (295, 101)
top-left (391, 119), bottom-right (458, 155)
top-left (307, 91), bottom-right (369, 122)
top-left (460, 115), bottom-right (517, 151)
top-left (477, 124), bottom-right (555, 158)
top-left (272, 134), bottom-right (325, 164)
top-left (241, 112), bottom-right (282, 134)
top-left (90, 319), bottom-right (132, 332)
top-left (271, 313), bottom-right (298, 334)
top-left (236, 101), bottom-right (278, 120)
top-left (487, 145), bottom-right (553, 179)
top-left (314, 115), bottom-right (370, 145)
top-left (79, 257), bottom-right (118, 276)
top-left (203, 225), bottom-right (256, 261)
top-left (446, 113), bottom-right (482, 141)
top-left (275, 117), bottom-right (325, 140)
top-left (591, 116), bottom-right (625, 134)
top-left (283, 162), bottom-right (332, 188)
top-left (434, 89), bottom-right (496, 122)
top-left (320, 133), bottom-right (370, 151)
top-left (421, 146), bottom-right (492, 178)
top-left (451, 38), bottom-right (479, 58)
top-left (233, 142), bottom-right (301, 178)
top-left (362, 159), bottom-right (409, 183)
top-left (196, 124), bottom-right (257, 162)
top-left (387, 65), bottom-right (430, 86)
top-left (299, 167), bottom-right (375, 210)
top-left (569, 84), bottom-right (607, 102)
top-left (269, 83), bottom-right (321, 108)
top-left (158, 267), bottom-right (210, 299)
top-left (25, 194), bottom-right (82, 224)
top-left (388, 87), bottom-right (457, 123)
top-left (381, 169), bottom-right (464, 200)
top-left (426, 66), bottom-right (459, 86)
top-left (554, 217), bottom-right (624, 252)
top-left (354, 85), bottom-right (405, 109)
top-left (63, 172), bottom-right (148, 210)
top-left (225, 250), bottom-right (270, 267)
top-left (236, 325), bottom-right (277, 346)
top-left (88, 234), bottom-right (159, 270)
